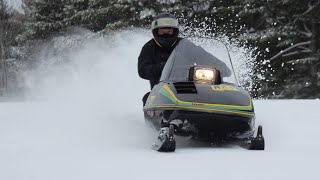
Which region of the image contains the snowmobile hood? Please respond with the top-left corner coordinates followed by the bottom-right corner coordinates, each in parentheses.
top-left (144, 83), bottom-right (254, 117)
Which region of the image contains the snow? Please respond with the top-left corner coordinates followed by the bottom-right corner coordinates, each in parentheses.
top-left (139, 9), bottom-right (155, 19)
top-left (0, 30), bottom-right (320, 180)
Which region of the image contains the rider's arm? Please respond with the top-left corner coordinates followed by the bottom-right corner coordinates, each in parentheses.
top-left (138, 44), bottom-right (164, 81)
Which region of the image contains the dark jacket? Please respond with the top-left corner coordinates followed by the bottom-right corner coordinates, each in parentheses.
top-left (138, 38), bottom-right (181, 89)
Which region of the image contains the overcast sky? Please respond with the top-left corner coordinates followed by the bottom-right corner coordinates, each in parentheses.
top-left (6, 0), bottom-right (22, 10)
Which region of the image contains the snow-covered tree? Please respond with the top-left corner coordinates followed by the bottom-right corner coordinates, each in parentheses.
top-left (263, 0), bottom-right (320, 98)
top-left (22, 0), bottom-right (71, 39)
top-left (0, 0), bottom-right (10, 94)
top-left (0, 0), bottom-right (25, 96)
top-left (66, 0), bottom-right (153, 31)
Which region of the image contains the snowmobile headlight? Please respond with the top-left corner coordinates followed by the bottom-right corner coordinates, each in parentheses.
top-left (194, 68), bottom-right (216, 83)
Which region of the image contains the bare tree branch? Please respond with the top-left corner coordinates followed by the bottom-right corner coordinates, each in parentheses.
top-left (298, 22), bottom-right (312, 37)
top-left (298, 46), bottom-right (311, 51)
top-left (282, 49), bottom-right (312, 57)
top-left (270, 41), bottom-right (311, 61)
top-left (302, 0), bottom-right (320, 16)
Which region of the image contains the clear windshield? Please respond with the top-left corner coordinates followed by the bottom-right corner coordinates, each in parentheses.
top-left (160, 38), bottom-right (236, 84)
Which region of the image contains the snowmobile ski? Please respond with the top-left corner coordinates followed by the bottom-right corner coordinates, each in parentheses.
top-left (249, 125), bottom-right (265, 150)
top-left (152, 125), bottom-right (176, 152)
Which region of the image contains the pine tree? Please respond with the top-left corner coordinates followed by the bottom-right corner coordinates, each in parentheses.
top-left (23, 0), bottom-right (71, 39)
top-left (272, 0), bottom-right (320, 98)
top-left (0, 0), bottom-right (25, 96)
top-left (0, 0), bottom-right (10, 94)
top-left (210, 0), bottom-right (320, 98)
top-left (66, 0), bottom-right (156, 31)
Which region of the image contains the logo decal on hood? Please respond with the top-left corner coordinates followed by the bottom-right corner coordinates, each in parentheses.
top-left (211, 85), bottom-right (240, 91)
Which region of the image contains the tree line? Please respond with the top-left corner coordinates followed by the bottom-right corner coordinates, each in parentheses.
top-left (0, 0), bottom-right (319, 98)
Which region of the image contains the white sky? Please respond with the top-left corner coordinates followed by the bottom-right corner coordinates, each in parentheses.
top-left (6, 0), bottom-right (22, 10)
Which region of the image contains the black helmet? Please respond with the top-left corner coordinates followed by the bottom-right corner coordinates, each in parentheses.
top-left (151, 13), bottom-right (179, 48)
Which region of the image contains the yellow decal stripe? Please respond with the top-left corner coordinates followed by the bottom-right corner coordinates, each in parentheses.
top-left (144, 105), bottom-right (255, 117)
top-left (162, 84), bottom-right (253, 109)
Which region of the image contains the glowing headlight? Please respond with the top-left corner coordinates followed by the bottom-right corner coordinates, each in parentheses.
top-left (194, 68), bottom-right (216, 82)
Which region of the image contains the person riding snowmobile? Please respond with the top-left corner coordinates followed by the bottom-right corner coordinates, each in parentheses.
top-left (138, 13), bottom-right (182, 105)
top-left (138, 13), bottom-right (232, 106)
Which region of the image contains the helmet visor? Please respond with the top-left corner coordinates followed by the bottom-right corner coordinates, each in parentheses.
top-left (152, 18), bottom-right (179, 30)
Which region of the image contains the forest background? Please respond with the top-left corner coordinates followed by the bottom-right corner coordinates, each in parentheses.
top-left (0, 0), bottom-right (319, 99)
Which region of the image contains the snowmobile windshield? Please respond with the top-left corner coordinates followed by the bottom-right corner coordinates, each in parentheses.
top-left (160, 39), bottom-right (234, 83)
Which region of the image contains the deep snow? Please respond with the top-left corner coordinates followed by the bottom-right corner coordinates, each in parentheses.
top-left (0, 30), bottom-right (319, 180)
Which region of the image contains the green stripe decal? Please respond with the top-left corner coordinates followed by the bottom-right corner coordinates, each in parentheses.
top-left (159, 88), bottom-right (176, 103)
top-left (159, 85), bottom-right (253, 112)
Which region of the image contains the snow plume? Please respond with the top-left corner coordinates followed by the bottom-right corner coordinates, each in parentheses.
top-left (23, 28), bottom-right (150, 106)
top-left (22, 28), bottom-right (256, 101)
top-left (180, 20), bottom-right (256, 93)
top-left (20, 28), bottom-right (156, 150)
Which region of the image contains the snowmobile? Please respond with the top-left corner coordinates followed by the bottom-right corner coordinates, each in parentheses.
top-left (143, 38), bottom-right (265, 152)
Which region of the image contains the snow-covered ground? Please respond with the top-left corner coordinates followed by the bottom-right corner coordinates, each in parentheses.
top-left (0, 30), bottom-right (319, 180)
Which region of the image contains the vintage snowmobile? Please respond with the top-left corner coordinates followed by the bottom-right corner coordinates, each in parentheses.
top-left (143, 38), bottom-right (264, 152)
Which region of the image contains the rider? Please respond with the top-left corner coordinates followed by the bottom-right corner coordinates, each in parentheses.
top-left (138, 13), bottom-right (232, 106)
top-left (138, 13), bottom-right (181, 105)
